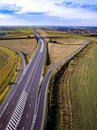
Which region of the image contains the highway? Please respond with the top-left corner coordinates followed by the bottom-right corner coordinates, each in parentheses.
top-left (33, 40), bottom-right (91, 130)
top-left (0, 31), bottom-right (91, 130)
top-left (0, 31), bottom-right (46, 130)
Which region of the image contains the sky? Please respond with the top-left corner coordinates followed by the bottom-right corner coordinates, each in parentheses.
top-left (0, 0), bottom-right (97, 26)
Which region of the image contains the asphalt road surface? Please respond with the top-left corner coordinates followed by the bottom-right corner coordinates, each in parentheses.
top-left (0, 32), bottom-right (46, 130)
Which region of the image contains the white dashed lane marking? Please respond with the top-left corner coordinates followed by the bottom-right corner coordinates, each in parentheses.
top-left (5, 90), bottom-right (28, 130)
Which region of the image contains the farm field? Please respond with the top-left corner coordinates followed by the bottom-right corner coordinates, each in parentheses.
top-left (0, 27), bottom-right (34, 37)
top-left (0, 46), bottom-right (20, 104)
top-left (46, 30), bottom-right (69, 36)
top-left (0, 49), bottom-right (8, 70)
top-left (0, 29), bottom-right (18, 35)
top-left (47, 37), bottom-right (86, 69)
top-left (0, 39), bottom-right (37, 64)
top-left (70, 42), bottom-right (97, 130)
top-left (46, 42), bottom-right (97, 130)
top-left (16, 27), bottom-right (34, 35)
top-left (45, 30), bottom-right (90, 38)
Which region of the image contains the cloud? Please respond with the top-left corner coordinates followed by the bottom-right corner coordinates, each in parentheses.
top-left (0, 0), bottom-right (58, 13)
top-left (48, 6), bottom-right (97, 20)
top-left (0, 13), bottom-right (12, 18)
top-left (64, 0), bottom-right (97, 5)
top-left (0, 0), bottom-right (97, 26)
top-left (60, 2), bottom-right (97, 12)
top-left (0, 0), bottom-right (97, 19)
top-left (0, 13), bottom-right (29, 25)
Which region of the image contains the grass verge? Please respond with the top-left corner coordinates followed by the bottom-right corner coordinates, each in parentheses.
top-left (0, 47), bottom-right (21, 104)
top-left (0, 49), bottom-right (9, 70)
top-left (0, 38), bottom-right (37, 64)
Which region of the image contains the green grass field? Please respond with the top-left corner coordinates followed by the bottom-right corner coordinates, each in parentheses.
top-left (70, 42), bottom-right (97, 130)
top-left (0, 29), bottom-right (19, 37)
top-left (0, 50), bottom-right (8, 70)
top-left (45, 30), bottom-right (90, 38)
top-left (46, 30), bottom-right (68, 36)
top-left (17, 27), bottom-right (33, 35)
top-left (0, 28), bottom-right (34, 37)
top-left (45, 42), bottom-right (97, 130)
top-left (0, 47), bottom-right (21, 104)
top-left (0, 29), bottom-right (17, 34)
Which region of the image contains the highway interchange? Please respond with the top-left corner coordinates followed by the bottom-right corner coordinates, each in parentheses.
top-left (0, 30), bottom-right (91, 130)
